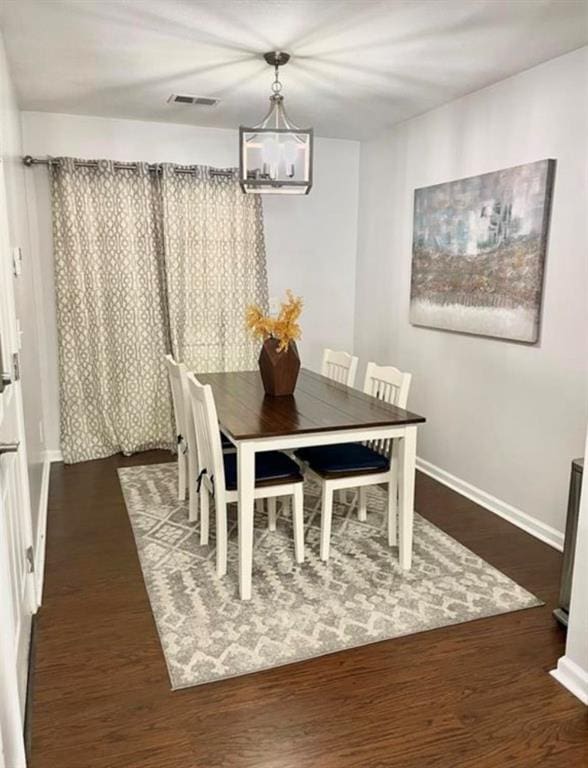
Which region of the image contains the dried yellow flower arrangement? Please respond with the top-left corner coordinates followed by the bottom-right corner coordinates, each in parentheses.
top-left (246, 290), bottom-right (303, 353)
top-left (247, 290), bottom-right (303, 395)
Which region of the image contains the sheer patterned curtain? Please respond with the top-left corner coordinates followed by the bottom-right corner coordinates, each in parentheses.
top-left (50, 158), bottom-right (173, 463)
top-left (159, 165), bottom-right (269, 371)
top-left (50, 159), bottom-right (269, 463)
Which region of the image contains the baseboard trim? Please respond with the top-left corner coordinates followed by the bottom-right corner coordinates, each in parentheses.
top-left (45, 449), bottom-right (63, 463)
top-left (24, 613), bottom-right (38, 763)
top-left (34, 456), bottom-right (51, 603)
top-left (416, 457), bottom-right (564, 552)
top-left (551, 656), bottom-right (588, 705)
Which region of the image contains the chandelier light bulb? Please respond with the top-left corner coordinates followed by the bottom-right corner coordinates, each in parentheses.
top-left (283, 140), bottom-right (298, 178)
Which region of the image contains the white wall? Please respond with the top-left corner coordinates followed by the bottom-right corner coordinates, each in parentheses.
top-left (0, 32), bottom-right (47, 542)
top-left (21, 112), bottom-right (360, 453)
top-left (354, 47), bottom-right (588, 539)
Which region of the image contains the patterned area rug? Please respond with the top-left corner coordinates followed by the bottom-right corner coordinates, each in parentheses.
top-left (118, 463), bottom-right (542, 690)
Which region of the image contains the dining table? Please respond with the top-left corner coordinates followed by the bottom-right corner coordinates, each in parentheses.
top-left (194, 367), bottom-right (426, 599)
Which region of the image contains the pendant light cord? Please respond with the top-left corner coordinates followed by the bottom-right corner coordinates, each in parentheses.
top-left (271, 62), bottom-right (282, 96)
top-left (271, 62), bottom-right (283, 129)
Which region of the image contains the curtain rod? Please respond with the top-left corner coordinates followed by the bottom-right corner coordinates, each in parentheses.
top-left (22, 155), bottom-right (235, 177)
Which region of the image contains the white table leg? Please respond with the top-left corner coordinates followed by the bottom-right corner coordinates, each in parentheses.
top-left (267, 497), bottom-right (277, 531)
top-left (388, 441), bottom-right (399, 546)
top-left (358, 488), bottom-right (367, 521)
top-left (320, 484), bottom-right (334, 561)
top-left (398, 425), bottom-right (417, 570)
top-left (292, 485), bottom-right (305, 563)
top-left (237, 442), bottom-right (255, 600)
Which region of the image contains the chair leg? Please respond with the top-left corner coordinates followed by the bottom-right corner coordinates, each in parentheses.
top-left (358, 487), bottom-right (367, 521)
top-left (320, 484), bottom-right (333, 561)
top-left (281, 497), bottom-right (290, 516)
top-left (200, 487), bottom-right (210, 546)
top-left (292, 485), bottom-right (305, 563)
top-left (215, 494), bottom-right (228, 577)
top-left (388, 471), bottom-right (398, 547)
top-left (188, 483), bottom-right (199, 523)
top-left (268, 497), bottom-right (277, 531)
top-left (188, 453), bottom-right (198, 523)
top-left (347, 487), bottom-right (356, 512)
top-left (255, 499), bottom-right (264, 516)
top-left (178, 452), bottom-right (187, 501)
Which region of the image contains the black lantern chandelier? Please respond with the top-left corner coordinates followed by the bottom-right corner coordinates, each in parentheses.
top-left (239, 52), bottom-right (313, 195)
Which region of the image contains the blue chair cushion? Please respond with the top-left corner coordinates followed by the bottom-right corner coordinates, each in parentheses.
top-left (223, 451), bottom-right (302, 491)
top-left (295, 442), bottom-right (389, 476)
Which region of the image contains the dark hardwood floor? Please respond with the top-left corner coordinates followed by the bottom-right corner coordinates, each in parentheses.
top-left (30, 451), bottom-right (587, 768)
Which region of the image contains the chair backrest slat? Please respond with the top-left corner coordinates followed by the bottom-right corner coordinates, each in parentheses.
top-left (185, 373), bottom-right (226, 495)
top-left (164, 354), bottom-right (190, 449)
top-left (363, 362), bottom-right (412, 457)
top-left (321, 348), bottom-right (359, 388)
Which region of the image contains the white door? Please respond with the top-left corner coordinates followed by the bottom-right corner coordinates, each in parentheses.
top-left (0, 158), bottom-right (36, 767)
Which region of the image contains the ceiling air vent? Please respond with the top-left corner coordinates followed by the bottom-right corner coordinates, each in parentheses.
top-left (167, 94), bottom-right (220, 107)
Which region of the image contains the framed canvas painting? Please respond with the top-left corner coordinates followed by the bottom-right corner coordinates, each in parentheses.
top-left (410, 159), bottom-right (555, 343)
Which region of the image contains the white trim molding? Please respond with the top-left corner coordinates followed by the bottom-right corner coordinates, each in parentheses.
top-left (416, 457), bottom-right (564, 551)
top-left (45, 449), bottom-right (63, 463)
top-left (34, 455), bottom-right (52, 604)
top-left (551, 657), bottom-right (588, 706)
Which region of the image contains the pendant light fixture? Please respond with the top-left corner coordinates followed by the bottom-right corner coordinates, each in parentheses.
top-left (240, 52), bottom-right (313, 195)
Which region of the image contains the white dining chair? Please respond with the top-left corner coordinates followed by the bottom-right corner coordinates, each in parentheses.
top-left (296, 362), bottom-right (412, 561)
top-left (164, 354), bottom-right (235, 522)
top-left (321, 348), bottom-right (359, 387)
top-left (321, 349), bottom-right (359, 505)
top-left (164, 354), bottom-right (191, 502)
top-left (185, 373), bottom-right (305, 577)
top-left (357, 362), bottom-right (411, 521)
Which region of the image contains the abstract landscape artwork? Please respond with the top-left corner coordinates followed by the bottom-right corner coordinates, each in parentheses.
top-left (410, 159), bottom-right (555, 342)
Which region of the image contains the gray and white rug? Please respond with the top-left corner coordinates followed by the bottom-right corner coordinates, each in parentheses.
top-left (118, 463), bottom-right (542, 689)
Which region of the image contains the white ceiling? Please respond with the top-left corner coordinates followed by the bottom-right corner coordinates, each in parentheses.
top-left (1, 0), bottom-right (587, 140)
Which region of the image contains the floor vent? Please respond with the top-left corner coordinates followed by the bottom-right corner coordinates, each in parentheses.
top-left (167, 94), bottom-right (220, 107)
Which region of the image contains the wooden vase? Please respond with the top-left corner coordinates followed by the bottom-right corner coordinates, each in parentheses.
top-left (258, 339), bottom-right (300, 396)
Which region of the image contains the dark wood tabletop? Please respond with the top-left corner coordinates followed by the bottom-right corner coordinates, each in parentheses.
top-left (194, 368), bottom-right (426, 441)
